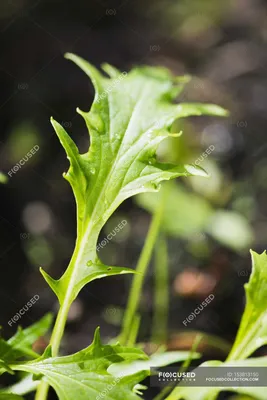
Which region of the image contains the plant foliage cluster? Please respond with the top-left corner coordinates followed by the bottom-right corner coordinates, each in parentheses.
top-left (0, 55), bottom-right (265, 400)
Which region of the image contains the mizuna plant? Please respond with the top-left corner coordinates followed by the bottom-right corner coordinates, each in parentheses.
top-left (0, 54), bottom-right (234, 400)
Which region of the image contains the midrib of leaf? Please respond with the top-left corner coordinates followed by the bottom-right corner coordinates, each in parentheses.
top-left (46, 83), bottom-right (155, 358)
top-left (14, 365), bottom-right (114, 400)
top-left (74, 83), bottom-right (155, 246)
top-left (73, 84), bottom-right (148, 234)
top-left (115, 84), bottom-right (152, 152)
top-left (86, 82), bottom-right (152, 218)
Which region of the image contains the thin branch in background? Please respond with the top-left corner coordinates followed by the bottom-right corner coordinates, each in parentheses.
top-left (152, 234), bottom-right (169, 344)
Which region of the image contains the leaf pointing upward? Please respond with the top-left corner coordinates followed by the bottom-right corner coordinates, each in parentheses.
top-left (43, 54), bottom-right (227, 303)
top-left (228, 250), bottom-right (267, 360)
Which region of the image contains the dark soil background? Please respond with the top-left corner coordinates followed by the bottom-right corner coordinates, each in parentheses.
top-left (1, 0), bottom-right (267, 399)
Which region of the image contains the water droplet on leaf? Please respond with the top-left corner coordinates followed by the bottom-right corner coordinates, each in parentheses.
top-left (88, 112), bottom-right (105, 134)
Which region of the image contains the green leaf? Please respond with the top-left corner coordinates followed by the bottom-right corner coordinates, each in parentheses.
top-left (43, 53), bottom-right (227, 303)
top-left (227, 250), bottom-right (267, 360)
top-left (0, 395), bottom-right (24, 400)
top-left (40, 262), bottom-right (136, 305)
top-left (13, 328), bottom-right (149, 400)
top-left (6, 313), bottom-right (53, 360)
top-left (0, 314), bottom-right (52, 376)
top-left (108, 350), bottom-right (200, 378)
top-left (0, 358), bottom-right (15, 375)
top-left (0, 314), bottom-right (52, 378)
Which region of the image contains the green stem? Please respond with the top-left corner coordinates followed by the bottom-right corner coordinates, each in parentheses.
top-left (34, 380), bottom-right (49, 400)
top-left (162, 335), bottom-right (203, 400)
top-left (34, 273), bottom-right (75, 400)
top-left (152, 234), bottom-right (168, 344)
top-left (127, 314), bottom-right (141, 347)
top-left (119, 193), bottom-right (165, 345)
top-left (34, 226), bottom-right (96, 400)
